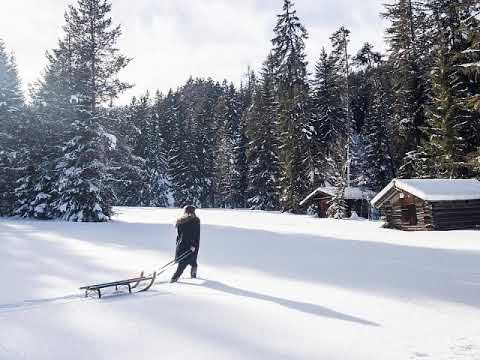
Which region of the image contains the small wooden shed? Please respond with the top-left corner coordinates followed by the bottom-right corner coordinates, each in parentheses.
top-left (300, 186), bottom-right (376, 218)
top-left (371, 179), bottom-right (480, 231)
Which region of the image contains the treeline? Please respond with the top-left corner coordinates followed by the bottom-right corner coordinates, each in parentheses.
top-left (0, 0), bottom-right (479, 221)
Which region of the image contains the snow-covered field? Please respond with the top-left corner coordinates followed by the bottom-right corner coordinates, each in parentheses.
top-left (1, 207), bottom-right (480, 360)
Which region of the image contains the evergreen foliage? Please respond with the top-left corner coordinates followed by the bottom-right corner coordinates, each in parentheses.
top-left (418, 0), bottom-right (480, 178)
top-left (0, 40), bottom-right (24, 216)
top-left (325, 139), bottom-right (348, 219)
top-left (354, 44), bottom-right (396, 190)
top-left (247, 56), bottom-right (280, 210)
top-left (312, 48), bottom-right (348, 186)
top-left (271, 0), bottom-right (312, 212)
top-left (383, 0), bottom-right (430, 177)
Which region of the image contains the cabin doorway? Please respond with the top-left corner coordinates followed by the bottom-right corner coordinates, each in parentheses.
top-left (400, 195), bottom-right (418, 226)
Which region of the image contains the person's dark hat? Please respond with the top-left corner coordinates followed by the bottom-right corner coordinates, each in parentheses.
top-left (183, 205), bottom-right (196, 214)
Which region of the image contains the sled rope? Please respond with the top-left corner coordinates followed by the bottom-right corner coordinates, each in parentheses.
top-left (153, 249), bottom-right (193, 275)
top-left (138, 249), bottom-right (194, 280)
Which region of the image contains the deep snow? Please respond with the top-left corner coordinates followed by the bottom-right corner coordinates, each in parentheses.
top-left (1, 207), bottom-right (480, 359)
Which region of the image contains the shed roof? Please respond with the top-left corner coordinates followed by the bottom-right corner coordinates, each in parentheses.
top-left (371, 179), bottom-right (480, 207)
top-left (300, 186), bottom-right (376, 206)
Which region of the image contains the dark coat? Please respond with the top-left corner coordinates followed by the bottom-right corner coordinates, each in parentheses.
top-left (175, 215), bottom-right (200, 264)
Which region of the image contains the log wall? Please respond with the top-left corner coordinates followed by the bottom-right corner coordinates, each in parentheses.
top-left (430, 200), bottom-right (480, 230)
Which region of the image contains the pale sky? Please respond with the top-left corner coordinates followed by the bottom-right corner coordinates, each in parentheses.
top-left (0, 0), bottom-right (388, 104)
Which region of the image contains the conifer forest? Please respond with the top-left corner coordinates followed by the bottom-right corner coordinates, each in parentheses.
top-left (0, 0), bottom-right (479, 222)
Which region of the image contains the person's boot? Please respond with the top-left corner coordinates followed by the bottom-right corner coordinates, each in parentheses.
top-left (191, 266), bottom-right (197, 279)
top-left (170, 277), bottom-right (178, 283)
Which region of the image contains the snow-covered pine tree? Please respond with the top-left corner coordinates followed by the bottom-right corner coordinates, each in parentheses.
top-left (330, 27), bottom-right (352, 113)
top-left (153, 91), bottom-right (172, 172)
top-left (213, 94), bottom-right (233, 207)
top-left (326, 139), bottom-right (348, 219)
top-left (231, 75), bottom-right (252, 209)
top-left (193, 79), bottom-right (222, 207)
top-left (330, 26), bottom-right (356, 204)
top-left (223, 81), bottom-right (247, 208)
top-left (13, 108), bottom-right (61, 219)
top-left (222, 82), bottom-right (241, 143)
top-left (52, 0), bottom-right (131, 222)
top-left (122, 92), bottom-right (170, 207)
top-left (15, 33), bottom-right (81, 219)
top-left (100, 104), bottom-right (146, 206)
top-left (211, 81), bottom-right (244, 208)
top-left (165, 88), bottom-right (198, 207)
top-left (354, 44), bottom-right (396, 191)
top-left (146, 94), bottom-right (170, 208)
top-left (462, 12), bottom-right (480, 112)
top-left (0, 39), bottom-right (24, 216)
top-left (167, 78), bottom-right (221, 207)
top-left (247, 55), bottom-right (280, 210)
top-left (271, 0), bottom-right (312, 213)
top-left (382, 0), bottom-right (430, 177)
top-left (153, 89), bottom-right (190, 207)
top-left (418, 0), bottom-right (480, 178)
top-left (111, 95), bottom-right (149, 206)
top-left (457, 3), bottom-right (480, 174)
top-left (130, 94), bottom-right (152, 205)
top-left (421, 41), bottom-right (464, 177)
top-left (312, 48), bottom-right (348, 185)
top-left (231, 123), bottom-right (250, 206)
top-left (461, 12), bottom-right (480, 175)
top-left (329, 27), bottom-right (353, 186)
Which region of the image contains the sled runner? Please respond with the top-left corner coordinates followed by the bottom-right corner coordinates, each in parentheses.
top-left (80, 272), bottom-right (157, 298)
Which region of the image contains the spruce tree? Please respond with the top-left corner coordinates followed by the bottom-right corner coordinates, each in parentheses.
top-left (51, 0), bottom-right (131, 221)
top-left (458, 3), bottom-right (480, 172)
top-left (167, 78), bottom-right (221, 207)
top-left (418, 0), bottom-right (480, 177)
top-left (354, 44), bottom-right (395, 190)
top-left (271, 0), bottom-right (312, 212)
top-left (102, 104), bottom-right (146, 206)
top-left (166, 89), bottom-right (197, 207)
top-left (462, 16), bottom-right (480, 175)
top-left (247, 56), bottom-right (280, 210)
top-left (463, 19), bottom-right (480, 111)
top-left (212, 81), bottom-right (243, 208)
top-left (0, 39), bottom-right (24, 216)
top-left (326, 139), bottom-right (348, 219)
top-left (231, 80), bottom-right (250, 209)
top-left (383, 0), bottom-right (430, 177)
top-left (15, 33), bottom-right (81, 219)
top-left (232, 71), bottom-right (257, 208)
top-left (330, 27), bottom-right (352, 123)
top-left (330, 27), bottom-right (352, 131)
top-left (130, 93), bottom-right (169, 206)
top-left (213, 95), bottom-right (233, 207)
top-left (14, 108), bottom-right (61, 219)
top-left (312, 48), bottom-right (348, 185)
top-left (145, 98), bottom-right (170, 207)
top-left (194, 79), bottom-right (221, 207)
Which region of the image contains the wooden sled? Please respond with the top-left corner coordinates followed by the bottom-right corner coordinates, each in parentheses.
top-left (80, 271), bottom-right (157, 298)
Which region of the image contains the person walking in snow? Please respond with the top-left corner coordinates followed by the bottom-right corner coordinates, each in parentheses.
top-left (170, 205), bottom-right (200, 283)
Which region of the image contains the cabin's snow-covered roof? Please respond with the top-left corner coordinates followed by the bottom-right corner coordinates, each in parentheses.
top-left (300, 186), bottom-right (376, 206)
top-left (371, 179), bottom-right (480, 207)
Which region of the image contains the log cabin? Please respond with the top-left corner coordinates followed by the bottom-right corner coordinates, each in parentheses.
top-left (371, 179), bottom-right (480, 231)
top-left (300, 186), bottom-right (376, 218)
